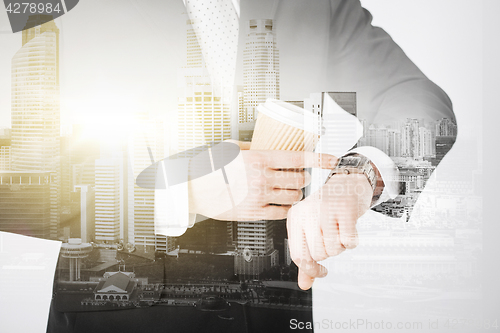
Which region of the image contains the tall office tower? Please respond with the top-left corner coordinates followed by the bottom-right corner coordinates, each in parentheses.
top-left (176, 19), bottom-right (233, 253)
top-left (176, 20), bottom-right (232, 154)
top-left (401, 122), bottom-right (413, 157)
top-left (94, 158), bottom-right (122, 244)
top-left (419, 127), bottom-right (433, 158)
top-left (388, 129), bottom-right (401, 157)
top-left (127, 114), bottom-right (174, 253)
top-left (401, 119), bottom-right (420, 158)
top-left (237, 86), bottom-right (245, 123)
top-left (0, 171), bottom-right (52, 238)
top-left (236, 20), bottom-right (280, 275)
top-left (74, 185), bottom-right (95, 243)
top-left (11, 16), bottom-right (61, 239)
top-left (11, 16), bottom-right (60, 171)
top-left (243, 19), bottom-right (279, 122)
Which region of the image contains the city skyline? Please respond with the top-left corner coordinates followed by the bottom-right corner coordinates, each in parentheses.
top-left (0, 5), bottom-right (485, 333)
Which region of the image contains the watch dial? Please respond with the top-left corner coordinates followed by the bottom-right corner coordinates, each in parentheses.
top-left (339, 156), bottom-right (361, 167)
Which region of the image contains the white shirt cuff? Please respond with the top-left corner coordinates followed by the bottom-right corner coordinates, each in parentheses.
top-left (350, 146), bottom-right (400, 206)
top-left (154, 160), bottom-right (195, 237)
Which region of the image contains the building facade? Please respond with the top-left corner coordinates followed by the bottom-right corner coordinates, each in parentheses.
top-left (243, 19), bottom-right (279, 123)
top-left (0, 171), bottom-right (52, 238)
top-left (11, 16), bottom-right (61, 239)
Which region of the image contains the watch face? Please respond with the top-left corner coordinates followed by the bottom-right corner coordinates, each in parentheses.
top-left (339, 156), bottom-right (361, 167)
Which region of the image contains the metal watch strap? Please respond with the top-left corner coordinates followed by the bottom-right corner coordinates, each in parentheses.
top-left (325, 153), bottom-right (377, 193)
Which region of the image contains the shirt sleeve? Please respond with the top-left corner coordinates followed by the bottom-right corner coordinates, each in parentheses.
top-left (154, 161), bottom-right (196, 238)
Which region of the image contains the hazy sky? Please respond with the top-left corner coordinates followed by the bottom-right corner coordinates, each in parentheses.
top-left (0, 0), bottom-right (483, 142)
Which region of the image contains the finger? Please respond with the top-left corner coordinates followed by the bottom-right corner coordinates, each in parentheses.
top-left (267, 189), bottom-right (303, 205)
top-left (322, 223), bottom-right (346, 257)
top-left (267, 151), bottom-right (337, 170)
top-left (296, 257), bottom-right (328, 280)
top-left (288, 230), bottom-right (328, 279)
top-left (268, 169), bottom-right (311, 189)
top-left (304, 221), bottom-right (329, 262)
top-left (298, 268), bottom-right (315, 290)
top-left (337, 211), bottom-right (359, 249)
top-left (263, 204), bottom-right (291, 220)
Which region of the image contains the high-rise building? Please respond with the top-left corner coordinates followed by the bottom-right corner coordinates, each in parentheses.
top-left (0, 171), bottom-right (52, 238)
top-left (234, 21), bottom-right (281, 276)
top-left (234, 220), bottom-right (279, 276)
top-left (175, 18), bottom-right (232, 254)
top-left (94, 158), bottom-right (122, 243)
top-left (127, 114), bottom-right (174, 253)
top-left (11, 16), bottom-right (60, 172)
top-left (243, 19), bottom-right (279, 122)
top-left (434, 136), bottom-right (456, 166)
top-left (419, 127), bottom-right (433, 158)
top-left (10, 16), bottom-right (61, 239)
top-left (176, 20), bottom-right (232, 154)
top-left (388, 129), bottom-right (401, 157)
top-left (237, 85), bottom-right (245, 123)
top-left (401, 119), bottom-right (420, 158)
top-left (72, 185), bottom-right (95, 243)
top-left (436, 118), bottom-right (457, 137)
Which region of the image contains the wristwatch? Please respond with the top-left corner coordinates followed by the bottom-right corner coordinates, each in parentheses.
top-left (325, 153), bottom-right (377, 193)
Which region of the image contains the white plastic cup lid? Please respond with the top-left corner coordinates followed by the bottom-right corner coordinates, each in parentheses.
top-left (257, 99), bottom-right (322, 134)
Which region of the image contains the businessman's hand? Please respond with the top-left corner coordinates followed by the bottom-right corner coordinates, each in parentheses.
top-left (287, 173), bottom-right (373, 290)
top-left (189, 141), bottom-right (337, 221)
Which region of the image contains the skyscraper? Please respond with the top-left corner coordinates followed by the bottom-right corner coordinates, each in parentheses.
top-left (94, 158), bottom-right (122, 243)
top-left (11, 16), bottom-right (61, 239)
top-left (0, 171), bottom-right (52, 238)
top-left (127, 114), bottom-right (174, 253)
top-left (232, 20), bottom-right (281, 276)
top-left (436, 118), bottom-right (457, 137)
top-left (388, 129), bottom-right (401, 157)
top-left (175, 18), bottom-right (233, 255)
top-left (243, 19), bottom-right (279, 122)
top-left (401, 119), bottom-right (420, 158)
top-left (176, 19), bottom-right (232, 154)
top-left (11, 16), bottom-right (60, 172)
top-left (234, 220), bottom-right (279, 276)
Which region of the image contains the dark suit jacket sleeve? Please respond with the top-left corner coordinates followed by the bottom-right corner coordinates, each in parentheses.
top-left (327, 0), bottom-right (457, 219)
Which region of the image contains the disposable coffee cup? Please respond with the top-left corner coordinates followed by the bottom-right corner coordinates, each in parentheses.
top-left (250, 99), bottom-right (322, 151)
